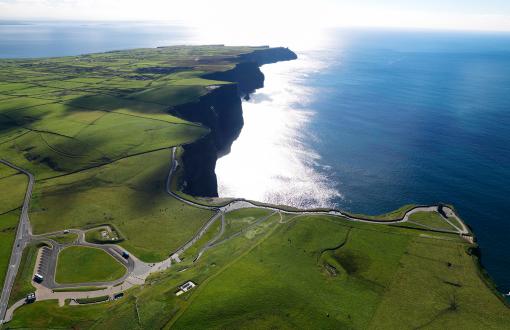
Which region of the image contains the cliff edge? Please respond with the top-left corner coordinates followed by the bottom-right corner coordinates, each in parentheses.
top-left (170, 47), bottom-right (297, 197)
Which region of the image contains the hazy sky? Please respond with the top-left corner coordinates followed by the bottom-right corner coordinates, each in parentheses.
top-left (1, 0), bottom-right (510, 32)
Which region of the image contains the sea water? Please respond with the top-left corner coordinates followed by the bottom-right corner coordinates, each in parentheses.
top-left (217, 29), bottom-right (510, 294)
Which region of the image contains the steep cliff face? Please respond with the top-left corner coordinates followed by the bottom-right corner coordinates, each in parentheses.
top-left (238, 47), bottom-right (298, 65)
top-left (202, 62), bottom-right (264, 97)
top-left (180, 138), bottom-right (219, 197)
top-left (170, 84), bottom-right (243, 155)
top-left (169, 84), bottom-right (243, 197)
top-left (203, 47), bottom-right (297, 98)
top-left (173, 47), bottom-right (297, 197)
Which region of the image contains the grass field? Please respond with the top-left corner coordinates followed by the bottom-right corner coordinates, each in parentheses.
top-left (0, 172), bottom-right (27, 214)
top-left (221, 208), bottom-right (274, 239)
top-left (347, 204), bottom-right (418, 221)
top-left (49, 232), bottom-right (79, 245)
top-left (6, 300), bottom-right (116, 329)
top-left (180, 217), bottom-right (222, 262)
top-left (8, 211), bottom-right (510, 329)
top-left (172, 215), bottom-right (510, 329)
top-left (0, 164), bottom-right (26, 293)
top-left (85, 226), bottom-right (123, 244)
top-left (76, 295), bottom-right (110, 304)
top-left (408, 211), bottom-right (458, 231)
top-left (53, 286), bottom-right (107, 293)
top-left (8, 243), bottom-right (39, 306)
top-left (0, 211), bottom-right (19, 291)
top-left (0, 45), bottom-right (259, 180)
top-left (56, 246), bottom-right (126, 284)
top-left (30, 149), bottom-right (215, 262)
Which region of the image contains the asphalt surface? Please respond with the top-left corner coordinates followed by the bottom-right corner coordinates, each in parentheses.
top-left (32, 230), bottom-right (135, 289)
top-left (0, 160), bottom-right (34, 324)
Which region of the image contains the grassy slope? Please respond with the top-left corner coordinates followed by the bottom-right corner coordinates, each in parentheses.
top-left (8, 243), bottom-right (38, 306)
top-left (0, 173), bottom-right (27, 214)
top-left (346, 204), bottom-right (418, 221)
top-left (180, 217), bottom-right (222, 262)
top-left (8, 212), bottom-right (510, 329)
top-left (173, 216), bottom-right (409, 329)
top-left (0, 163), bottom-right (26, 293)
top-left (173, 215), bottom-right (510, 329)
top-left (0, 211), bottom-right (19, 291)
top-left (369, 237), bottom-right (509, 329)
top-left (0, 45), bottom-right (256, 180)
top-left (56, 246), bottom-right (126, 284)
top-left (222, 208), bottom-right (274, 239)
top-left (6, 300), bottom-right (117, 329)
top-left (408, 211), bottom-right (457, 231)
top-left (48, 232), bottom-right (79, 245)
top-left (30, 149), bottom-right (215, 262)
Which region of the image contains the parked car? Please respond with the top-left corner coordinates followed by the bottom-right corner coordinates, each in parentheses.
top-left (33, 273), bottom-right (44, 283)
top-left (25, 293), bottom-right (36, 303)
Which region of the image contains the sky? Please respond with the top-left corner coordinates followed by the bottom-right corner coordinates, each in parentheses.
top-left (1, 0), bottom-right (510, 32)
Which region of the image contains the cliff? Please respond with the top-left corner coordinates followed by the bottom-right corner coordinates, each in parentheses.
top-left (172, 47), bottom-right (297, 197)
top-left (169, 84), bottom-right (244, 197)
top-left (202, 47), bottom-right (297, 97)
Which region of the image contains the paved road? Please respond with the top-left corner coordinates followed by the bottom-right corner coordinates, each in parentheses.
top-left (166, 147), bottom-right (472, 258)
top-left (31, 229), bottom-right (136, 289)
top-left (0, 160), bottom-right (34, 324)
top-left (0, 151), bottom-right (473, 323)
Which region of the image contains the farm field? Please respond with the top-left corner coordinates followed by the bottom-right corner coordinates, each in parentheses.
top-left (56, 246), bottom-right (126, 284)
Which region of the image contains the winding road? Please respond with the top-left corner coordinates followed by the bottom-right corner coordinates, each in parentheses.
top-left (0, 151), bottom-right (472, 324)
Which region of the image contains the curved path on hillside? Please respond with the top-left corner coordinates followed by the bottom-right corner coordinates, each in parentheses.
top-left (166, 147), bottom-right (471, 261)
top-left (1, 153), bottom-right (471, 323)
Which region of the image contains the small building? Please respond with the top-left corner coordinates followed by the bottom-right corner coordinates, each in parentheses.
top-left (175, 281), bottom-right (197, 296)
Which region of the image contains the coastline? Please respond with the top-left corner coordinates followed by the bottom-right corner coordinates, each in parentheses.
top-left (171, 48), bottom-right (509, 305)
top-left (1, 43), bottom-right (508, 326)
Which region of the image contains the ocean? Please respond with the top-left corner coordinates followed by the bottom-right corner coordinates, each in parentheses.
top-left (1, 22), bottom-right (509, 294)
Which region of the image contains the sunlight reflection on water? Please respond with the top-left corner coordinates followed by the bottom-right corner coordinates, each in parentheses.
top-left (215, 54), bottom-right (342, 208)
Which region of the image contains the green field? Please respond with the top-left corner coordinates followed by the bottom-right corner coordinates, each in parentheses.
top-left (0, 172), bottom-right (26, 214)
top-left (53, 286), bottom-right (107, 293)
top-left (172, 215), bottom-right (509, 329)
top-left (49, 232), bottom-right (79, 245)
top-left (407, 211), bottom-right (458, 231)
top-left (30, 149), bottom-right (215, 262)
top-left (0, 163), bottom-right (26, 293)
top-left (222, 208), bottom-right (274, 239)
top-left (56, 246), bottom-right (126, 284)
top-left (11, 211), bottom-right (509, 329)
top-left (76, 295), bottom-right (110, 304)
top-left (8, 243), bottom-right (39, 306)
top-left (85, 226), bottom-right (123, 244)
top-left (0, 211), bottom-right (19, 291)
top-left (0, 45), bottom-right (263, 180)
